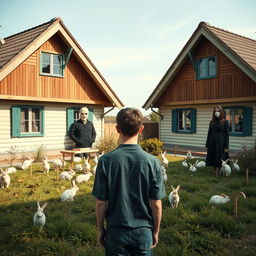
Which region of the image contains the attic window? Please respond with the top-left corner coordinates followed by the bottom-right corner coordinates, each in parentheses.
top-left (40, 52), bottom-right (64, 77)
top-left (196, 56), bottom-right (216, 79)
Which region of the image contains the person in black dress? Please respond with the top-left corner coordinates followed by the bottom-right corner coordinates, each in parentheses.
top-left (206, 106), bottom-right (229, 177)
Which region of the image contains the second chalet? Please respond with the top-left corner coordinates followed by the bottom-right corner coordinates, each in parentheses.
top-left (143, 22), bottom-right (256, 153)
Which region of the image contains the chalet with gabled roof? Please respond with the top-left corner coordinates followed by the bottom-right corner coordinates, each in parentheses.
top-left (143, 22), bottom-right (256, 152)
top-left (0, 17), bottom-right (124, 156)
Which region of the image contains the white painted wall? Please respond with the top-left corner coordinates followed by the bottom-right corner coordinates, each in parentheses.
top-left (159, 105), bottom-right (256, 151)
top-left (0, 102), bottom-right (104, 155)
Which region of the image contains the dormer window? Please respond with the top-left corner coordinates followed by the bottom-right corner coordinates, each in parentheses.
top-left (40, 52), bottom-right (64, 77)
top-left (196, 56), bottom-right (216, 79)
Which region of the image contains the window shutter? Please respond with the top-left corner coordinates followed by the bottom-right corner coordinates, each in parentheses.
top-left (67, 108), bottom-right (74, 133)
top-left (172, 109), bottom-right (178, 133)
top-left (190, 109), bottom-right (197, 133)
top-left (88, 108), bottom-right (94, 122)
top-left (11, 106), bottom-right (21, 137)
top-left (40, 106), bottom-right (45, 136)
top-left (243, 107), bottom-right (252, 136)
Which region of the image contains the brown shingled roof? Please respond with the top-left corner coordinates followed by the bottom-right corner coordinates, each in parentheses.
top-left (202, 22), bottom-right (256, 71)
top-left (0, 19), bottom-right (54, 68)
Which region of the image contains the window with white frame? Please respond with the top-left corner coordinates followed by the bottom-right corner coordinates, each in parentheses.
top-left (224, 106), bottom-right (252, 136)
top-left (11, 106), bottom-right (44, 137)
top-left (20, 108), bottom-right (41, 133)
top-left (225, 108), bottom-right (243, 133)
top-left (178, 109), bottom-right (191, 131)
top-left (172, 108), bottom-right (196, 134)
top-left (41, 52), bottom-right (64, 76)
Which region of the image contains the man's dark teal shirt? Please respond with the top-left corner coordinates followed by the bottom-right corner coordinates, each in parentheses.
top-left (92, 144), bottom-right (166, 229)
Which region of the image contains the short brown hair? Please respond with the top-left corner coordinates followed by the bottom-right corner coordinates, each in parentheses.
top-left (116, 108), bottom-right (143, 136)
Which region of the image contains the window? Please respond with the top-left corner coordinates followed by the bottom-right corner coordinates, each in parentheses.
top-left (178, 109), bottom-right (191, 131)
top-left (172, 108), bottom-right (196, 134)
top-left (11, 106), bottom-right (44, 137)
top-left (224, 106), bottom-right (252, 136)
top-left (66, 107), bottom-right (94, 133)
top-left (41, 52), bottom-right (64, 77)
top-left (197, 56), bottom-right (216, 79)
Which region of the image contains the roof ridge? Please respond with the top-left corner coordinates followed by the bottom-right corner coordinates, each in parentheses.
top-left (200, 21), bottom-right (256, 43)
top-left (4, 18), bottom-right (59, 40)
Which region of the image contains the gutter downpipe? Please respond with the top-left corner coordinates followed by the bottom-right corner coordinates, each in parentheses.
top-left (150, 106), bottom-right (163, 120)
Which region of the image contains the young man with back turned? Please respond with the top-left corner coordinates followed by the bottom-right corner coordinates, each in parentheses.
top-left (92, 107), bottom-right (165, 256)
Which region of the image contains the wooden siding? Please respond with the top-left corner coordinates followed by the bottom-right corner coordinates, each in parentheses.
top-left (159, 105), bottom-right (256, 151)
top-left (156, 37), bottom-right (256, 106)
top-left (0, 101), bottom-right (104, 155)
top-left (0, 33), bottom-right (110, 105)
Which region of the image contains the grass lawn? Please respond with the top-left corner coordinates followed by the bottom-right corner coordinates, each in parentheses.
top-left (0, 155), bottom-right (255, 256)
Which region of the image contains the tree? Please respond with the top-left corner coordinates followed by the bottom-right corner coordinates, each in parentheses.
top-left (148, 112), bottom-right (160, 123)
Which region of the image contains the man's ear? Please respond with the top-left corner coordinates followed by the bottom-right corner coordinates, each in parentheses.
top-left (116, 125), bottom-right (121, 133)
top-left (138, 125), bottom-right (144, 134)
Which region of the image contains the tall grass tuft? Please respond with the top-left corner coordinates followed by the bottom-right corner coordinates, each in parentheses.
top-left (31, 144), bottom-right (47, 162)
top-left (95, 133), bottom-right (119, 153)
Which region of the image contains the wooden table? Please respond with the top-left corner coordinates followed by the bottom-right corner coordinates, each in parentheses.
top-left (60, 148), bottom-right (99, 167)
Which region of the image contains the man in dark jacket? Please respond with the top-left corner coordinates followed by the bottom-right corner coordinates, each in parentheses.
top-left (69, 107), bottom-right (96, 150)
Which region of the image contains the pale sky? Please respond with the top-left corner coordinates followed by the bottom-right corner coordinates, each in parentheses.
top-left (0, 0), bottom-right (255, 116)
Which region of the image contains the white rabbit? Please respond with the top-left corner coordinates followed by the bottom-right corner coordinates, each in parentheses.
top-left (160, 165), bottom-right (167, 182)
top-left (189, 163), bottom-right (197, 172)
top-left (74, 163), bottom-right (83, 172)
top-left (92, 164), bottom-right (97, 175)
top-left (186, 151), bottom-right (192, 160)
top-left (6, 167), bottom-right (17, 174)
top-left (181, 160), bottom-right (188, 167)
top-left (61, 180), bottom-right (79, 202)
top-left (209, 194), bottom-right (230, 205)
top-left (75, 172), bottom-right (93, 184)
top-left (73, 156), bottom-right (82, 163)
top-left (83, 157), bottom-right (91, 173)
top-left (33, 201), bottom-right (47, 230)
top-left (42, 157), bottom-right (50, 173)
top-left (160, 151), bottom-right (168, 168)
top-left (53, 159), bottom-right (66, 170)
top-left (169, 185), bottom-right (180, 208)
top-left (221, 159), bottom-right (231, 176)
top-left (60, 167), bottom-right (76, 180)
top-left (21, 158), bottom-right (33, 170)
top-left (195, 160), bottom-right (206, 168)
top-left (232, 160), bottom-right (240, 172)
top-left (93, 155), bottom-right (99, 165)
top-left (0, 168), bottom-right (11, 188)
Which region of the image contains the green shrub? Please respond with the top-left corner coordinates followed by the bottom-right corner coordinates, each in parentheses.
top-left (139, 138), bottom-right (163, 155)
top-left (234, 143), bottom-right (256, 172)
top-left (95, 133), bottom-right (119, 153)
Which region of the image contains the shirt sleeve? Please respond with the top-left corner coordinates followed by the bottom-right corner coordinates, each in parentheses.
top-left (149, 161), bottom-right (166, 200)
top-left (92, 157), bottom-right (108, 201)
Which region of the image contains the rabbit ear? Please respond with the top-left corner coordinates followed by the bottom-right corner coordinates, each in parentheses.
top-left (71, 179), bottom-right (76, 187)
top-left (37, 201), bottom-right (40, 208)
top-left (42, 202), bottom-right (48, 210)
top-left (176, 185), bottom-right (180, 191)
top-left (0, 168), bottom-right (4, 174)
top-left (171, 185), bottom-right (174, 191)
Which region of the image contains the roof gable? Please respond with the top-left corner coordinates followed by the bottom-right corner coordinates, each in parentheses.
top-left (143, 22), bottom-right (256, 110)
top-left (0, 18), bottom-right (123, 108)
